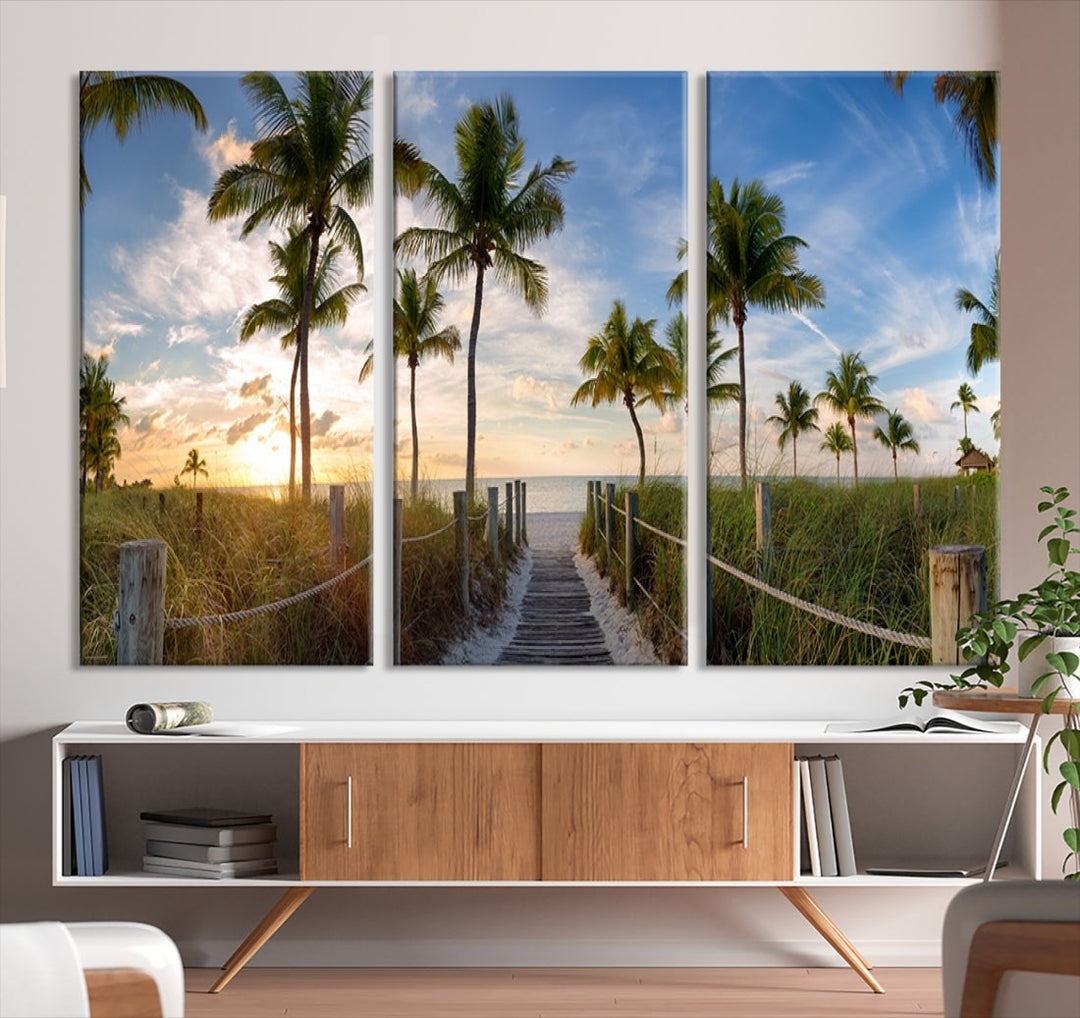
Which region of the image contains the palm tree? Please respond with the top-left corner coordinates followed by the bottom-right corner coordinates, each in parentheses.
top-left (669, 177), bottom-right (825, 487)
top-left (208, 72), bottom-right (379, 504)
top-left (240, 228), bottom-right (364, 502)
top-left (767, 381), bottom-right (819, 479)
top-left (79, 353), bottom-right (129, 494)
top-left (181, 448), bottom-right (208, 489)
top-left (395, 95), bottom-right (575, 500)
top-left (956, 253), bottom-right (999, 375)
top-left (950, 382), bottom-right (980, 440)
top-left (820, 421), bottom-right (852, 483)
top-left (661, 311), bottom-right (739, 414)
top-left (873, 409), bottom-right (921, 480)
top-left (885, 72), bottom-right (998, 187)
top-left (570, 301), bottom-right (674, 488)
top-left (360, 268), bottom-right (461, 499)
top-left (80, 72), bottom-right (207, 209)
top-left (816, 351), bottom-right (885, 487)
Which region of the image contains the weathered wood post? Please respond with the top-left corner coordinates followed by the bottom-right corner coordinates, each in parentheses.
top-left (520, 481), bottom-right (527, 546)
top-left (454, 490), bottom-right (469, 610)
top-left (929, 544), bottom-right (987, 664)
top-left (393, 498), bottom-right (403, 665)
top-left (194, 491), bottom-right (204, 539)
top-left (625, 490), bottom-right (639, 609)
top-left (913, 483), bottom-right (921, 517)
top-left (487, 486), bottom-right (499, 560)
top-left (586, 480), bottom-right (594, 522)
top-left (329, 484), bottom-right (345, 571)
top-left (755, 481), bottom-right (772, 581)
top-left (605, 482), bottom-right (616, 576)
top-left (504, 482), bottom-right (514, 555)
top-left (514, 480), bottom-right (522, 546)
top-left (953, 485), bottom-right (962, 509)
top-left (117, 539), bottom-right (167, 665)
top-left (593, 480), bottom-right (603, 566)
top-left (158, 492), bottom-right (166, 515)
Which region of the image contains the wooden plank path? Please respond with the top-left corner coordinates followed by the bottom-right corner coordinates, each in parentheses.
top-left (496, 547), bottom-right (613, 665)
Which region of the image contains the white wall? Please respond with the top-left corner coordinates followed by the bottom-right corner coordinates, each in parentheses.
top-left (1, 0), bottom-right (1077, 968)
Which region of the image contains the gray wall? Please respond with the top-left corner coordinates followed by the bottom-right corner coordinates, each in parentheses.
top-left (1, 0), bottom-right (1077, 967)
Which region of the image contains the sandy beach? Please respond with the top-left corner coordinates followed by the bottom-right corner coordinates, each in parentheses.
top-left (440, 512), bottom-right (661, 665)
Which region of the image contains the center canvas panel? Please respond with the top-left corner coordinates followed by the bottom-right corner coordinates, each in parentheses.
top-left (392, 72), bottom-right (687, 665)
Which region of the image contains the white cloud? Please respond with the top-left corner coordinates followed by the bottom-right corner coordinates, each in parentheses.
top-left (203, 120), bottom-right (252, 177)
top-left (166, 323), bottom-right (210, 347)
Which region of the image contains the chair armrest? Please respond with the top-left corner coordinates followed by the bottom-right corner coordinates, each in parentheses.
top-left (960, 920), bottom-right (1080, 1018)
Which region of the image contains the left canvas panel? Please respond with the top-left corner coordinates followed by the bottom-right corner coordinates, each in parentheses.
top-left (80, 72), bottom-right (375, 665)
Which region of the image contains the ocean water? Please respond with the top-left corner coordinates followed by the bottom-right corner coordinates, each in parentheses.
top-left (409, 475), bottom-right (684, 514)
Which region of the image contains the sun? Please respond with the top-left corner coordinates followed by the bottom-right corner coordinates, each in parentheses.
top-left (235, 430), bottom-right (290, 489)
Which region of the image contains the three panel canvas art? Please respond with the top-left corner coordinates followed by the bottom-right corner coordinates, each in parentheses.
top-left (79, 71), bottom-right (1000, 667)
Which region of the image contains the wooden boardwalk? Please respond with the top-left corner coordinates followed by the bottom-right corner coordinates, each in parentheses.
top-left (496, 547), bottom-right (613, 665)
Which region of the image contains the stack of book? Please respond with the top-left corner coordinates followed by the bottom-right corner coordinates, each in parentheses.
top-left (140, 807), bottom-right (278, 879)
top-left (796, 755), bottom-right (856, 878)
top-left (63, 755), bottom-right (108, 876)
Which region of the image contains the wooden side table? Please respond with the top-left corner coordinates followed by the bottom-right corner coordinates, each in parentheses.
top-left (933, 688), bottom-right (1078, 880)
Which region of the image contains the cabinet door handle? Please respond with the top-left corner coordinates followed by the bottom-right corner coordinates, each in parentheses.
top-left (346, 774), bottom-right (353, 849)
top-left (742, 775), bottom-right (748, 849)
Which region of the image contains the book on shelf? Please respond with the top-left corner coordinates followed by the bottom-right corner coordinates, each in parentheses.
top-left (797, 758), bottom-right (821, 877)
top-left (824, 755), bottom-right (857, 877)
top-left (865, 860), bottom-right (1003, 878)
top-left (807, 756), bottom-right (839, 877)
top-left (140, 820), bottom-right (277, 846)
top-left (138, 807), bottom-right (272, 827)
top-left (61, 756), bottom-right (74, 876)
top-left (145, 839), bottom-right (276, 863)
top-left (86, 755), bottom-right (108, 876)
top-left (70, 756), bottom-right (88, 876)
top-left (825, 709), bottom-right (1018, 736)
top-left (141, 855), bottom-right (278, 879)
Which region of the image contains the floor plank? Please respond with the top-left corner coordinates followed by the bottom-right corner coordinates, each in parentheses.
top-left (183, 967), bottom-right (944, 1018)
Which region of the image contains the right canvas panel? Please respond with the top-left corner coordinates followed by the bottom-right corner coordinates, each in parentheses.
top-left (705, 72), bottom-right (1000, 666)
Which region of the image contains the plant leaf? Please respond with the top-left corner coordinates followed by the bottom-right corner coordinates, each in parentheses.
top-left (1061, 760), bottom-right (1080, 791)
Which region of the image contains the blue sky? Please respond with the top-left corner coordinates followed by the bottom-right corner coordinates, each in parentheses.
top-left (393, 72), bottom-right (687, 482)
top-left (707, 72), bottom-right (1000, 480)
top-left (81, 72), bottom-right (375, 489)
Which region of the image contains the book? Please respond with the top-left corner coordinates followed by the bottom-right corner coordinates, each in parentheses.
top-left (72, 756), bottom-right (91, 875)
top-left (866, 860), bottom-right (1003, 878)
top-left (808, 756), bottom-right (839, 877)
top-left (825, 709), bottom-right (1018, 735)
top-left (141, 861), bottom-right (279, 880)
top-left (86, 755), bottom-right (107, 876)
top-left (61, 756), bottom-right (74, 876)
top-left (141, 855), bottom-right (278, 878)
top-left (145, 839), bottom-right (276, 863)
top-left (824, 755), bottom-right (857, 877)
top-left (140, 821), bottom-right (277, 846)
top-left (798, 758), bottom-right (821, 877)
top-left (139, 807), bottom-right (272, 827)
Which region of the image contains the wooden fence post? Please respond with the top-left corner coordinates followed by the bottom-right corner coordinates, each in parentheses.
top-left (586, 480), bottom-right (594, 524)
top-left (117, 539), bottom-right (167, 665)
top-left (504, 482), bottom-right (514, 555)
top-left (593, 480), bottom-right (603, 565)
top-left (393, 498), bottom-right (403, 665)
top-left (953, 485), bottom-right (962, 509)
top-left (755, 481), bottom-right (772, 581)
top-left (329, 484), bottom-right (345, 571)
top-left (454, 490), bottom-right (469, 610)
top-left (158, 492), bottom-right (166, 515)
top-left (912, 483), bottom-right (921, 517)
top-left (194, 491), bottom-right (204, 539)
top-left (487, 486), bottom-right (499, 560)
top-left (605, 482), bottom-right (616, 576)
top-left (520, 482), bottom-right (527, 545)
top-left (929, 544), bottom-right (987, 664)
top-left (625, 490), bottom-right (638, 609)
top-left (514, 480), bottom-right (522, 546)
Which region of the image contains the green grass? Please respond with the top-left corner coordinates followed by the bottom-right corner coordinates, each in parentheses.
top-left (708, 474), bottom-right (998, 665)
top-left (81, 486), bottom-right (372, 665)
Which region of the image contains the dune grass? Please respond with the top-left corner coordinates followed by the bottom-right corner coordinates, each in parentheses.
top-left (708, 473), bottom-right (998, 665)
top-left (80, 485), bottom-right (372, 665)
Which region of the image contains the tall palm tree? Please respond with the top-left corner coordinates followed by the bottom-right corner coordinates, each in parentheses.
top-left (873, 409), bottom-right (921, 480)
top-left (816, 351), bottom-right (885, 487)
top-left (950, 382), bottom-right (980, 440)
top-left (80, 72), bottom-right (207, 209)
top-left (885, 72), bottom-right (998, 187)
top-left (820, 421), bottom-right (852, 483)
top-left (360, 268), bottom-right (461, 499)
top-left (240, 228), bottom-right (364, 502)
top-left (661, 311), bottom-right (739, 414)
top-left (181, 448), bottom-right (208, 489)
top-left (395, 95), bottom-right (575, 500)
top-left (570, 301), bottom-right (674, 488)
top-left (208, 72), bottom-right (378, 504)
top-left (79, 353), bottom-right (129, 495)
top-left (669, 177), bottom-right (825, 487)
top-left (767, 381), bottom-right (819, 479)
top-left (956, 253), bottom-right (999, 375)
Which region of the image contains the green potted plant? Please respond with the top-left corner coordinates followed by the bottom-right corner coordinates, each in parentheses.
top-left (900, 485), bottom-right (1079, 879)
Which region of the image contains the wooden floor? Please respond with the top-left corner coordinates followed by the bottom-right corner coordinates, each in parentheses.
top-left (183, 967), bottom-right (944, 1017)
top-left (496, 548), bottom-right (613, 665)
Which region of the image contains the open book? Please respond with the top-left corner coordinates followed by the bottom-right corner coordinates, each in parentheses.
top-left (825, 708), bottom-right (1018, 735)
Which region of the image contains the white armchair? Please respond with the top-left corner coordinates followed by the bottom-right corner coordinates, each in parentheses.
top-left (0, 921), bottom-right (183, 1018)
top-left (942, 880), bottom-right (1080, 1018)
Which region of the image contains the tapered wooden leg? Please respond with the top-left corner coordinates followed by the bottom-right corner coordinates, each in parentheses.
top-left (778, 886), bottom-right (885, 993)
top-left (209, 886), bottom-right (315, 993)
